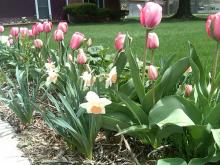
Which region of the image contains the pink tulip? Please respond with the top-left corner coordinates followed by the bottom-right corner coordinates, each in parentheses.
top-left (32, 24), bottom-right (39, 36)
top-left (20, 27), bottom-right (28, 37)
top-left (214, 13), bottom-right (220, 41)
top-left (148, 65), bottom-right (158, 80)
top-left (77, 49), bottom-right (87, 64)
top-left (36, 22), bottom-right (44, 33)
top-left (185, 84), bottom-right (193, 97)
top-left (28, 30), bottom-right (34, 38)
top-left (10, 27), bottom-right (19, 37)
top-left (68, 54), bottom-right (73, 62)
top-left (0, 26), bottom-right (4, 33)
top-left (147, 32), bottom-right (159, 49)
top-left (70, 32), bottom-right (85, 49)
top-left (58, 22), bottom-right (68, 33)
top-left (54, 29), bottom-right (64, 41)
top-left (34, 39), bottom-right (43, 48)
top-left (43, 21), bottom-right (52, 33)
top-left (115, 32), bottom-right (126, 51)
top-left (206, 14), bottom-right (215, 38)
top-left (138, 2), bottom-right (162, 29)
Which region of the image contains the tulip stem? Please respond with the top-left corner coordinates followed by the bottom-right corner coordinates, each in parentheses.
top-left (211, 42), bottom-right (220, 91)
top-left (151, 49), bottom-right (154, 64)
top-left (152, 81), bottom-right (155, 105)
top-left (142, 29), bottom-right (149, 85)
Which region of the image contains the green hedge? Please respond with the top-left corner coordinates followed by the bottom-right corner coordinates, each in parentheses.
top-left (64, 3), bottom-right (129, 22)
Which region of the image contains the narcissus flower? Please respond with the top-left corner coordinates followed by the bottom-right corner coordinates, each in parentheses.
top-left (80, 91), bottom-right (112, 114)
top-left (45, 62), bottom-right (55, 72)
top-left (46, 70), bottom-right (58, 85)
top-left (80, 71), bottom-right (95, 87)
top-left (106, 66), bottom-right (117, 88)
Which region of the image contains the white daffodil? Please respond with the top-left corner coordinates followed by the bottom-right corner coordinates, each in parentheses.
top-left (80, 71), bottom-right (95, 87)
top-left (46, 70), bottom-right (58, 86)
top-left (80, 91), bottom-right (111, 114)
top-left (45, 62), bottom-right (55, 72)
top-left (106, 66), bottom-right (117, 88)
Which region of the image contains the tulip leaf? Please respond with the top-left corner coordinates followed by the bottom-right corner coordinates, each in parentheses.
top-left (127, 49), bottom-right (145, 102)
top-left (142, 57), bottom-right (190, 113)
top-left (116, 125), bottom-right (149, 136)
top-left (157, 158), bottom-right (187, 165)
top-left (211, 129), bottom-right (220, 148)
top-left (114, 51), bottom-right (127, 77)
top-left (207, 103), bottom-right (220, 127)
top-left (149, 96), bottom-right (202, 127)
top-left (118, 92), bottom-right (148, 124)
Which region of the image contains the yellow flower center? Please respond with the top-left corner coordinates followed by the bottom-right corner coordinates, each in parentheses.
top-left (90, 104), bottom-right (102, 114)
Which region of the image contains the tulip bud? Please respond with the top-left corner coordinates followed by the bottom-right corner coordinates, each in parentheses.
top-left (68, 54), bottom-right (73, 62)
top-left (214, 13), bottom-right (220, 41)
top-left (54, 29), bottom-right (64, 42)
top-left (20, 27), bottom-right (28, 38)
top-left (58, 22), bottom-right (68, 34)
top-left (77, 49), bottom-right (87, 64)
top-left (115, 32), bottom-right (126, 51)
top-left (148, 65), bottom-right (158, 80)
top-left (206, 14), bottom-right (214, 38)
top-left (36, 22), bottom-right (44, 33)
top-left (147, 32), bottom-right (159, 49)
top-left (0, 26), bottom-right (4, 33)
top-left (43, 21), bottom-right (52, 33)
top-left (185, 84), bottom-right (193, 97)
top-left (70, 32), bottom-right (85, 49)
top-left (32, 24), bottom-right (39, 36)
top-left (10, 27), bottom-right (19, 37)
top-left (28, 30), bottom-right (34, 38)
top-left (138, 2), bottom-right (162, 29)
top-left (34, 39), bottom-right (43, 48)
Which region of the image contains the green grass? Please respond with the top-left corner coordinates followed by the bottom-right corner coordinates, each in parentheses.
top-left (3, 19), bottom-right (216, 71)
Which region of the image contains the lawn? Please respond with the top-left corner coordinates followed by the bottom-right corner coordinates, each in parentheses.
top-left (4, 19), bottom-right (216, 70)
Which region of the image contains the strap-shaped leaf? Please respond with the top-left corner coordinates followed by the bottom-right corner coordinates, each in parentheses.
top-left (211, 129), bottom-right (220, 148)
top-left (127, 49), bottom-right (145, 102)
top-left (149, 96), bottom-right (202, 127)
top-left (157, 158), bottom-right (187, 165)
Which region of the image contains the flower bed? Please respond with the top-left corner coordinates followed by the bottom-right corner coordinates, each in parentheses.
top-left (0, 2), bottom-right (220, 164)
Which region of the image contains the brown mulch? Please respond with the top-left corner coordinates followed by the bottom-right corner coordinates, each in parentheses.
top-left (0, 103), bottom-right (169, 165)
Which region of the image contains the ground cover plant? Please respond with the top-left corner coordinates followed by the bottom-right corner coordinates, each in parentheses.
top-left (0, 2), bottom-right (220, 164)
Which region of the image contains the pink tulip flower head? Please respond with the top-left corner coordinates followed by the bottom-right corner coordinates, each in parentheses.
top-left (20, 27), bottom-right (28, 38)
top-left (115, 32), bottom-right (126, 51)
top-left (206, 14), bottom-right (215, 38)
top-left (10, 27), bottom-right (19, 37)
top-left (28, 30), bottom-right (34, 38)
top-left (148, 65), bottom-right (158, 80)
top-left (32, 24), bottom-right (39, 36)
top-left (34, 39), bottom-right (43, 48)
top-left (137, 2), bottom-right (162, 29)
top-left (213, 13), bottom-right (220, 41)
top-left (77, 48), bottom-right (87, 64)
top-left (36, 22), bottom-right (44, 33)
top-left (43, 21), bottom-right (53, 33)
top-left (147, 32), bottom-right (159, 49)
top-left (0, 26), bottom-right (4, 33)
top-left (58, 22), bottom-right (68, 34)
top-left (70, 32), bottom-right (85, 49)
top-left (185, 84), bottom-right (193, 97)
top-left (53, 29), bottom-right (64, 42)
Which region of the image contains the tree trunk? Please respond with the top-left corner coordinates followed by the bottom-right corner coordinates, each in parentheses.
top-left (173, 0), bottom-right (193, 18)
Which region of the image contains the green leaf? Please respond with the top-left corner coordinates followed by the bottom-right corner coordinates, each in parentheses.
top-left (127, 49), bottom-right (145, 102)
top-left (157, 158), bottom-right (187, 165)
top-left (207, 103), bottom-right (220, 127)
top-left (142, 57), bottom-right (190, 113)
top-left (116, 125), bottom-right (149, 136)
top-left (119, 79), bottom-right (136, 98)
top-left (149, 96), bottom-right (202, 127)
top-left (114, 51), bottom-right (127, 76)
top-left (118, 92), bottom-right (148, 124)
top-left (211, 129), bottom-right (220, 148)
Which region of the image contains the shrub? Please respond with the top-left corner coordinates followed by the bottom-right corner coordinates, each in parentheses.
top-left (64, 3), bottom-right (129, 22)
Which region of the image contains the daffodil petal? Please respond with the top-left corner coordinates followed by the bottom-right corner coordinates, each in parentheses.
top-left (86, 91), bottom-right (99, 102)
top-left (80, 102), bottom-right (90, 110)
top-left (99, 98), bottom-right (112, 106)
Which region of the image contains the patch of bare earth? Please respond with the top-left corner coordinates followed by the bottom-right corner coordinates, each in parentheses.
top-left (0, 103), bottom-right (170, 165)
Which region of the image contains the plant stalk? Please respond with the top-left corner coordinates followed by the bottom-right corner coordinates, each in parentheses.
top-left (211, 42), bottom-right (220, 92)
top-left (142, 29), bottom-right (149, 85)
